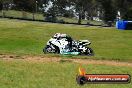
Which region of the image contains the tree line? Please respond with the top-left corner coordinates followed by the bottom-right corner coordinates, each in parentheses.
top-left (0, 0), bottom-right (132, 24)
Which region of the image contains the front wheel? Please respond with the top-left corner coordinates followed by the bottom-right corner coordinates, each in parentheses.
top-left (43, 45), bottom-right (54, 54)
top-left (85, 47), bottom-right (94, 56)
top-left (43, 45), bottom-right (60, 54)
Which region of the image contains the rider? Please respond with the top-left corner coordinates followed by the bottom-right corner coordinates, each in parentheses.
top-left (53, 33), bottom-right (73, 51)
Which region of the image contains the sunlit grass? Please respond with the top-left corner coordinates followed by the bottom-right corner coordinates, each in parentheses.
top-left (0, 60), bottom-right (131, 88)
top-left (0, 18), bottom-right (132, 61)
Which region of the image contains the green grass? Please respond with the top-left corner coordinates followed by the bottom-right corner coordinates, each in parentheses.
top-left (0, 18), bottom-right (132, 88)
top-left (0, 18), bottom-right (132, 61)
top-left (0, 59), bottom-right (131, 88)
top-left (0, 10), bottom-right (44, 20)
top-left (0, 10), bottom-right (102, 25)
top-left (58, 17), bottom-right (89, 24)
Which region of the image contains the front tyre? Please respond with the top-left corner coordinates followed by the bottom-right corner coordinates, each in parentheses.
top-left (43, 45), bottom-right (55, 54)
top-left (43, 45), bottom-right (60, 54)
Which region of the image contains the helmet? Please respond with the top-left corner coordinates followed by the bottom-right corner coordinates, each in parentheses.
top-left (53, 33), bottom-right (61, 38)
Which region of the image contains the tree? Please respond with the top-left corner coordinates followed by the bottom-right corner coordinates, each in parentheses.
top-left (114, 0), bottom-right (132, 20)
top-left (69, 0), bottom-right (94, 24)
top-left (13, 0), bottom-right (36, 12)
top-left (0, 1), bottom-right (2, 10)
top-left (95, 0), bottom-right (116, 25)
top-left (44, 0), bottom-right (73, 22)
top-left (0, 0), bottom-right (13, 10)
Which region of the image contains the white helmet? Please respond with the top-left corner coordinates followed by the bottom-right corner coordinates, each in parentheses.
top-left (53, 33), bottom-right (61, 38)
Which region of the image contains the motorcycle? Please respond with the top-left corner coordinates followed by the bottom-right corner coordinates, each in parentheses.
top-left (43, 33), bottom-right (94, 56)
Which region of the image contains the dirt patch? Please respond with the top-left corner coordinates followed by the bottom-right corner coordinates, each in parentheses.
top-left (24, 56), bottom-right (61, 63)
top-left (70, 59), bottom-right (132, 67)
top-left (0, 54), bottom-right (132, 67)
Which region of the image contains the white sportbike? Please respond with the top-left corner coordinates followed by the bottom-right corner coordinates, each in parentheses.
top-left (43, 33), bottom-right (94, 56)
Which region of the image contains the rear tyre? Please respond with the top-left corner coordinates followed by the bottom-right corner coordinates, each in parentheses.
top-left (85, 48), bottom-right (94, 56)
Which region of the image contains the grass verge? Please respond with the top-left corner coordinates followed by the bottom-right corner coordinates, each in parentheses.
top-left (0, 18), bottom-right (132, 61)
top-left (0, 59), bottom-right (131, 88)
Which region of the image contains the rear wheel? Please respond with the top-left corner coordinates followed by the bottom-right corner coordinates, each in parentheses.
top-left (85, 47), bottom-right (94, 56)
